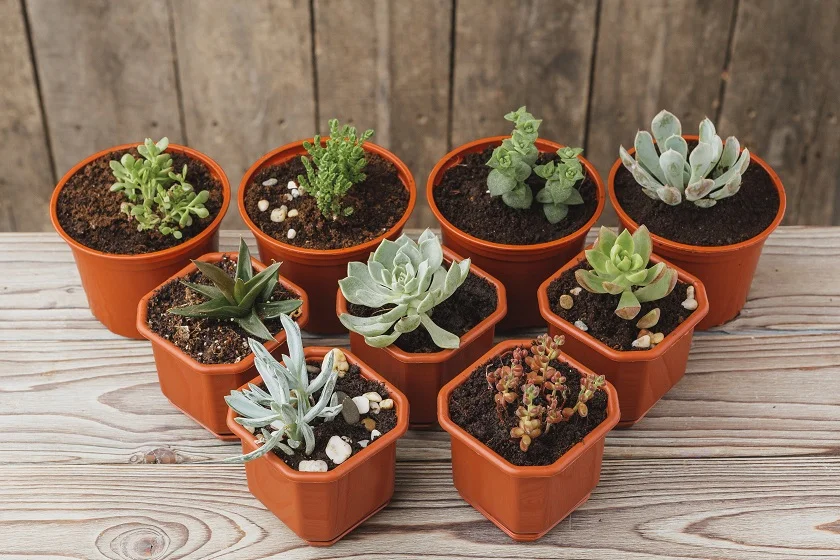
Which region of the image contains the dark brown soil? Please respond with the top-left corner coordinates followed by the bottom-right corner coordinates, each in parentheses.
top-left (433, 147), bottom-right (599, 245)
top-left (449, 346), bottom-right (608, 467)
top-left (275, 360), bottom-right (397, 471)
top-left (145, 256), bottom-right (302, 364)
top-left (547, 262), bottom-right (694, 351)
top-left (613, 151), bottom-right (780, 246)
top-left (346, 271), bottom-right (498, 353)
top-left (56, 148), bottom-right (224, 255)
top-left (243, 154), bottom-right (410, 250)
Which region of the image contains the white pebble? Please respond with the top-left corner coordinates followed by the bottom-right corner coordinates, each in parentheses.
top-left (686, 286), bottom-right (695, 299)
top-left (364, 392), bottom-right (382, 403)
top-left (270, 206), bottom-right (287, 223)
top-left (287, 180), bottom-right (297, 190)
top-left (291, 188), bottom-right (300, 198)
top-left (262, 178), bottom-right (278, 187)
top-left (574, 320), bottom-right (588, 332)
top-left (682, 298), bottom-right (698, 311)
top-left (570, 287), bottom-right (582, 296)
top-left (632, 334), bottom-right (652, 349)
top-left (282, 193), bottom-right (294, 202)
top-left (379, 398), bottom-right (394, 410)
top-left (358, 440), bottom-right (369, 448)
top-left (351, 396), bottom-right (370, 414)
top-left (370, 401), bottom-right (380, 414)
top-left (325, 435), bottom-right (352, 464)
top-left (298, 459), bottom-right (328, 472)
top-left (287, 228), bottom-right (297, 240)
top-left (257, 199), bottom-right (269, 212)
top-left (287, 209), bottom-right (299, 217)
top-left (370, 429), bottom-right (382, 440)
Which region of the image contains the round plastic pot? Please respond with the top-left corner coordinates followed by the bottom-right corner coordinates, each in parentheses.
top-left (438, 339), bottom-right (620, 541)
top-left (608, 135), bottom-right (785, 330)
top-left (335, 246), bottom-right (507, 428)
top-left (238, 139), bottom-right (416, 334)
top-left (538, 250), bottom-right (709, 427)
top-left (426, 136), bottom-right (604, 330)
top-left (226, 347), bottom-right (409, 546)
top-left (136, 252), bottom-right (309, 440)
top-left (49, 143), bottom-right (230, 339)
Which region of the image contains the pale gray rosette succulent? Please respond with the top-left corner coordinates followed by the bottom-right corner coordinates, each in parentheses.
top-left (620, 110), bottom-right (750, 208)
top-left (338, 229), bottom-right (471, 349)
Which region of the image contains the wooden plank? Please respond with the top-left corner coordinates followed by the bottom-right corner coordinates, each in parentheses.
top-left (1, 458), bottom-right (838, 558)
top-left (450, 0), bottom-right (597, 148)
top-left (0, 0), bottom-right (54, 231)
top-left (26, 0), bottom-right (184, 177)
top-left (718, 0), bottom-right (840, 226)
top-left (313, 0), bottom-right (452, 228)
top-left (170, 0), bottom-right (317, 230)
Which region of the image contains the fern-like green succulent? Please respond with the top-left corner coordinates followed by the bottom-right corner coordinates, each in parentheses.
top-left (338, 229), bottom-right (470, 349)
top-left (533, 146), bottom-right (586, 223)
top-left (168, 238), bottom-right (302, 340)
top-left (110, 137), bottom-right (210, 239)
top-left (486, 106), bottom-right (541, 209)
top-left (575, 226), bottom-right (677, 320)
top-left (619, 110), bottom-right (750, 207)
top-left (297, 119), bottom-right (374, 219)
top-left (223, 314), bottom-right (343, 461)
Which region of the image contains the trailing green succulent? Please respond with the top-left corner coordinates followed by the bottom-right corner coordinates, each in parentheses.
top-left (223, 314), bottom-right (343, 461)
top-left (533, 146), bottom-right (586, 223)
top-left (110, 137), bottom-right (210, 239)
top-left (168, 238), bottom-right (302, 340)
top-left (486, 106), bottom-right (541, 209)
top-left (620, 110), bottom-right (750, 208)
top-left (575, 226), bottom-right (677, 320)
top-left (338, 228), bottom-right (470, 349)
top-left (297, 118), bottom-right (374, 219)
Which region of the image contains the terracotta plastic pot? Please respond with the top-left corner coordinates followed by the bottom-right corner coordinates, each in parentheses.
top-left (49, 143), bottom-right (230, 339)
top-left (608, 135), bottom-right (786, 330)
top-left (136, 252), bottom-right (309, 440)
top-left (438, 339), bottom-right (620, 541)
top-left (427, 136), bottom-right (604, 330)
top-left (227, 347), bottom-right (409, 546)
top-left (238, 139), bottom-right (416, 334)
top-left (336, 247), bottom-right (507, 428)
top-left (538, 251), bottom-right (708, 427)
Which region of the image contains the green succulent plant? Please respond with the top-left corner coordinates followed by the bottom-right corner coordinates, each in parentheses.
top-left (486, 106), bottom-right (541, 209)
top-left (110, 137), bottom-right (211, 239)
top-left (533, 146), bottom-right (586, 223)
top-left (338, 228), bottom-right (470, 349)
top-left (575, 226), bottom-right (677, 320)
top-left (223, 314), bottom-right (343, 461)
top-left (297, 118), bottom-right (374, 219)
top-left (620, 110), bottom-right (750, 208)
top-left (168, 238), bottom-right (302, 340)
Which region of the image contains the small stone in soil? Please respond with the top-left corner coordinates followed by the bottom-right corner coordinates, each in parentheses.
top-left (574, 320), bottom-right (588, 331)
top-left (559, 294), bottom-right (574, 310)
top-left (298, 459), bottom-right (328, 472)
top-left (325, 436), bottom-right (352, 465)
top-left (682, 298), bottom-right (698, 310)
top-left (570, 287), bottom-right (582, 296)
top-left (270, 206), bottom-right (287, 223)
top-left (379, 398), bottom-right (394, 410)
top-left (262, 178), bottom-right (278, 187)
top-left (358, 440), bottom-right (369, 448)
top-left (371, 429), bottom-right (382, 440)
top-left (687, 286), bottom-right (695, 300)
top-left (287, 208), bottom-right (299, 217)
top-left (363, 392), bottom-right (382, 402)
top-left (291, 189), bottom-right (300, 198)
top-left (337, 392), bottom-right (360, 424)
top-left (287, 228), bottom-right (297, 240)
top-left (632, 334), bottom-right (651, 349)
top-left (351, 395), bottom-right (370, 414)
top-left (287, 180), bottom-right (297, 190)
top-left (652, 332), bottom-right (665, 344)
top-left (362, 417), bottom-right (376, 432)
top-left (257, 199), bottom-right (269, 212)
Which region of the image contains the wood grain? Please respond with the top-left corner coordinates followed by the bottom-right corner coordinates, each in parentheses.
top-left (25, 0), bottom-right (184, 177)
top-left (718, 0), bottom-right (840, 226)
top-left (171, 0), bottom-right (317, 230)
top-left (0, 0), bottom-right (54, 232)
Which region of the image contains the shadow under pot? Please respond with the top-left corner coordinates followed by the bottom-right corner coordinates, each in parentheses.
top-left (238, 139), bottom-right (416, 334)
top-left (136, 252), bottom-right (309, 439)
top-left (608, 135), bottom-right (785, 330)
top-left (336, 247), bottom-right (507, 428)
top-left (50, 142), bottom-right (230, 338)
top-left (227, 347), bottom-right (409, 546)
top-left (438, 339), bottom-right (620, 541)
top-left (426, 136), bottom-right (604, 330)
top-left (538, 251), bottom-right (708, 427)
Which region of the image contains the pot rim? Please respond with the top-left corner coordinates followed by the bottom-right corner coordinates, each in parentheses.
top-left (607, 134), bottom-right (787, 255)
top-left (426, 136), bottom-right (605, 255)
top-left (537, 248), bottom-right (709, 362)
top-left (335, 245), bottom-right (508, 363)
top-left (136, 251), bottom-right (310, 375)
top-left (237, 138), bottom-right (417, 259)
top-left (226, 346), bottom-right (409, 481)
top-left (438, 339), bottom-right (620, 477)
top-left (49, 142), bottom-right (231, 263)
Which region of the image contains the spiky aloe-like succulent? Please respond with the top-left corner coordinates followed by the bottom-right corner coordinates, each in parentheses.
top-left (338, 229), bottom-right (470, 349)
top-left (222, 314), bottom-right (343, 461)
top-left (575, 226), bottom-right (677, 320)
top-left (533, 146), bottom-right (586, 224)
top-left (620, 110), bottom-right (750, 208)
top-left (110, 137), bottom-right (210, 239)
top-left (168, 238), bottom-right (302, 340)
top-left (297, 118), bottom-right (374, 219)
top-left (486, 106), bottom-right (542, 209)
top-left (485, 335), bottom-right (605, 452)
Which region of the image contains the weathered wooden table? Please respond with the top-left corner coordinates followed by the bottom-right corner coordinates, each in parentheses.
top-left (1, 228), bottom-right (838, 559)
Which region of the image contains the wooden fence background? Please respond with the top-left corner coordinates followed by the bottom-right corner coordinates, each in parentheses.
top-left (2, 0), bottom-right (838, 231)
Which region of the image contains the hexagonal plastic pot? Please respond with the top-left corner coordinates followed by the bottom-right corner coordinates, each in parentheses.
top-left (537, 250), bottom-right (709, 427)
top-left (136, 252), bottom-right (309, 439)
top-left (438, 339), bottom-right (620, 541)
top-left (226, 347), bottom-right (409, 546)
top-left (335, 246), bottom-right (507, 428)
